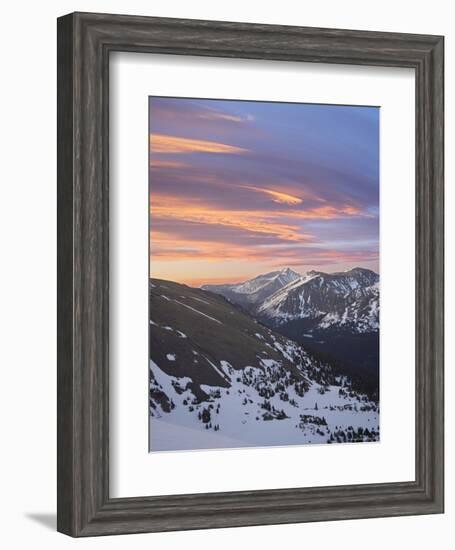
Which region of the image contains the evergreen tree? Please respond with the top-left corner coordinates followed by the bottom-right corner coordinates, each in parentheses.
top-left (201, 407), bottom-right (211, 424)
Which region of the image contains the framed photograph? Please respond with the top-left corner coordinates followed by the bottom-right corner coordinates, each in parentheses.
top-left (57, 12), bottom-right (444, 536)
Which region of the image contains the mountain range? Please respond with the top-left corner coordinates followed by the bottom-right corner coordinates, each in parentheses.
top-left (149, 275), bottom-right (379, 451)
top-left (202, 267), bottom-right (379, 334)
top-left (203, 267), bottom-right (380, 398)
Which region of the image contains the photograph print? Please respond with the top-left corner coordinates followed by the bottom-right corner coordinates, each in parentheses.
top-left (148, 97), bottom-right (380, 452)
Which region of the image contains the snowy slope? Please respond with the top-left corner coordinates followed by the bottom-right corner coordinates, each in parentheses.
top-left (257, 268), bottom-right (379, 334)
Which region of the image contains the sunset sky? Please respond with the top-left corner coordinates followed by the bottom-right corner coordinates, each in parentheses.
top-left (149, 97), bottom-right (379, 287)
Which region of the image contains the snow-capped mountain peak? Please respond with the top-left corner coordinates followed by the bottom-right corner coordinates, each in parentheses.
top-left (232, 268), bottom-right (301, 295)
top-left (202, 266), bottom-right (379, 336)
top-left (279, 266), bottom-right (300, 277)
top-left (201, 267), bottom-right (301, 308)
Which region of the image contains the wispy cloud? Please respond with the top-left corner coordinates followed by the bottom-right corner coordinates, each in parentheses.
top-left (149, 158), bottom-right (188, 169)
top-left (197, 108), bottom-right (253, 123)
top-left (241, 185), bottom-right (303, 205)
top-left (149, 98), bottom-right (255, 126)
top-left (150, 133), bottom-right (248, 154)
top-left (150, 194), bottom-right (311, 243)
top-left (285, 204), bottom-right (368, 220)
top-left (150, 230), bottom-right (378, 269)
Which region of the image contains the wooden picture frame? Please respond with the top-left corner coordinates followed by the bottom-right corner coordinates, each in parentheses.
top-left (57, 12), bottom-right (444, 536)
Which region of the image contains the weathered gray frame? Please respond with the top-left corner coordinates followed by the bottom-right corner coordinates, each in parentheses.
top-left (57, 12), bottom-right (444, 536)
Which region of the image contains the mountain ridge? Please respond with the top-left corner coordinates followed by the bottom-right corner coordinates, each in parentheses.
top-left (202, 266), bottom-right (379, 335)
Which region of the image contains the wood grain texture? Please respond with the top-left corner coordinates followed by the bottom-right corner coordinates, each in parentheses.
top-left (57, 12), bottom-right (444, 537)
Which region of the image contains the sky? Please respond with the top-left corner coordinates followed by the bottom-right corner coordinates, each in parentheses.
top-left (149, 97), bottom-right (379, 287)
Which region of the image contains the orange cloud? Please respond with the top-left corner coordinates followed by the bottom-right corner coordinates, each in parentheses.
top-left (150, 194), bottom-right (310, 243)
top-left (148, 193), bottom-right (372, 280)
top-left (150, 231), bottom-right (284, 270)
top-left (149, 231), bottom-right (377, 270)
top-left (150, 236), bottom-right (305, 269)
top-left (150, 134), bottom-right (248, 154)
top-left (149, 158), bottom-right (189, 169)
top-left (285, 204), bottom-right (367, 220)
top-left (150, 236), bottom-right (255, 261)
top-left (150, 192), bottom-right (365, 232)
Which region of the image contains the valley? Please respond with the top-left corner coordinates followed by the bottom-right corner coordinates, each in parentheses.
top-left (203, 267), bottom-right (380, 399)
